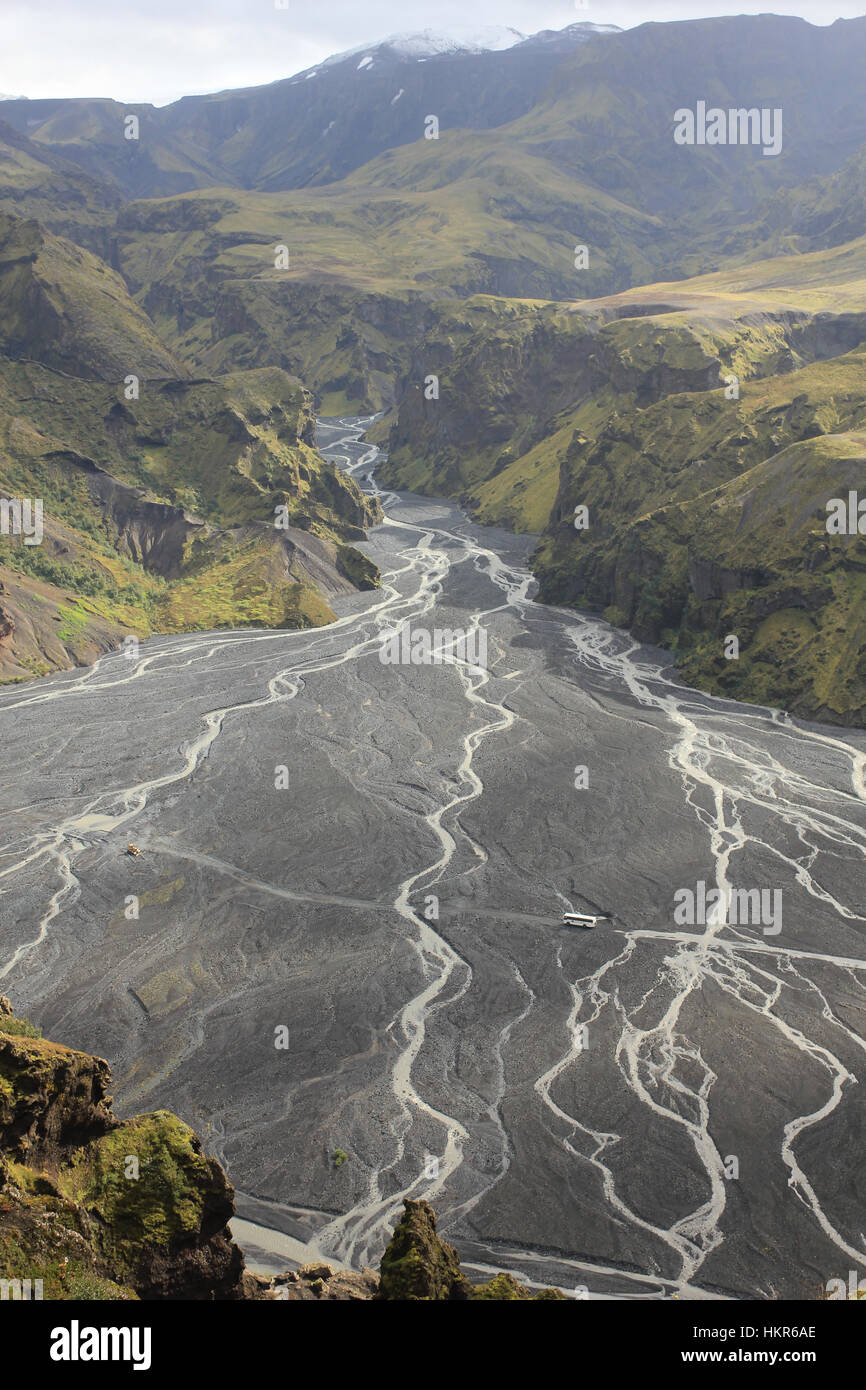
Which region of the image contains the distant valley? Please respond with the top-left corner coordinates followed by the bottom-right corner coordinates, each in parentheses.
top-left (2, 15), bottom-right (866, 717)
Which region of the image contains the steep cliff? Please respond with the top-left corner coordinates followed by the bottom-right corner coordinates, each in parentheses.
top-left (377, 1199), bottom-right (565, 1300)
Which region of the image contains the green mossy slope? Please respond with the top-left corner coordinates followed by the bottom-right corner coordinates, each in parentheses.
top-left (381, 248), bottom-right (866, 723)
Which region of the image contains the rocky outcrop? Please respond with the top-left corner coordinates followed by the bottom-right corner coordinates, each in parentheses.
top-left (0, 585), bottom-right (14, 653)
top-left (378, 1199), bottom-right (470, 1300)
top-left (0, 998), bottom-right (245, 1300)
top-left (41, 450), bottom-right (208, 579)
top-left (247, 1262), bottom-right (380, 1301)
top-left (376, 1200), bottom-right (566, 1301)
top-left (0, 1032), bottom-right (114, 1168)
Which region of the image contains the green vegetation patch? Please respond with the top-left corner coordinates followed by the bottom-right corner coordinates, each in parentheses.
top-left (60, 1112), bottom-right (212, 1256)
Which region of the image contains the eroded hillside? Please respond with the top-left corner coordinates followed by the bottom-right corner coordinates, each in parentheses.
top-left (379, 242), bottom-right (866, 721)
top-left (0, 214), bottom-right (379, 683)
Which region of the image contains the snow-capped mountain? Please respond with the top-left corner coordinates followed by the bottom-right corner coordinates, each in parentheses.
top-left (322, 27), bottom-right (528, 67)
top-left (319, 22), bottom-right (622, 71)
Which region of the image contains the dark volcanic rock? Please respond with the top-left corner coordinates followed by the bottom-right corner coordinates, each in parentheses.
top-left (379, 1199), bottom-right (471, 1300)
top-left (378, 1199), bottom-right (565, 1300)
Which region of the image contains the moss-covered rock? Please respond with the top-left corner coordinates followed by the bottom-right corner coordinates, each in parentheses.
top-left (378, 1199), bottom-right (470, 1300)
top-left (0, 1002), bottom-right (244, 1300)
top-left (0, 1154), bottom-right (137, 1300)
top-left (377, 1199), bottom-right (565, 1301)
top-left (0, 1030), bottom-right (115, 1168)
top-left (59, 1113), bottom-right (243, 1300)
top-left (336, 545), bottom-right (380, 591)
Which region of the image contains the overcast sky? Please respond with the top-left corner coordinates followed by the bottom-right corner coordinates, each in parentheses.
top-left (2, 1), bottom-right (864, 105)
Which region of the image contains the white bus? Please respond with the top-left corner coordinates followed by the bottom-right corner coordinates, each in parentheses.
top-left (562, 912), bottom-right (609, 929)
